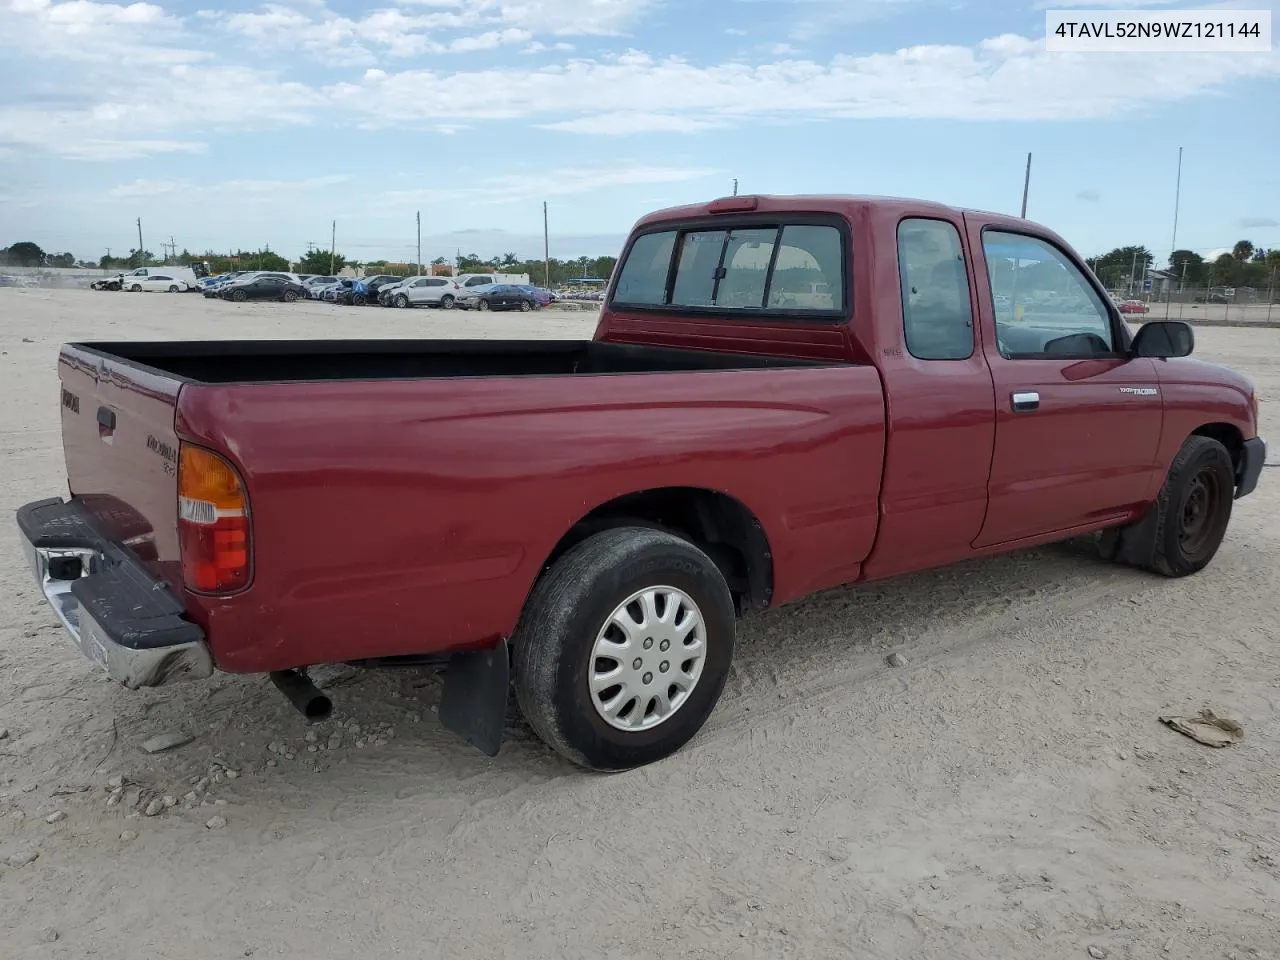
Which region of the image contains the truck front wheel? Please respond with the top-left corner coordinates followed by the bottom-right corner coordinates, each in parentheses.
top-left (513, 527), bottom-right (735, 771)
top-left (1100, 434), bottom-right (1235, 577)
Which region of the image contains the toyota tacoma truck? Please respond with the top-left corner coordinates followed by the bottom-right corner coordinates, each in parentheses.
top-left (17, 195), bottom-right (1266, 770)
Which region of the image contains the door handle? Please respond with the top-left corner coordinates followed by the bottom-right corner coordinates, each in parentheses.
top-left (1011, 391), bottom-right (1040, 412)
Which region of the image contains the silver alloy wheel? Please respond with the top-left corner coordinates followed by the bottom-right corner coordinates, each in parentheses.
top-left (589, 585), bottom-right (706, 731)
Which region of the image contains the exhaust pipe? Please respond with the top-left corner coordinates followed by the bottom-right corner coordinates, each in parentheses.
top-left (270, 670), bottom-right (332, 722)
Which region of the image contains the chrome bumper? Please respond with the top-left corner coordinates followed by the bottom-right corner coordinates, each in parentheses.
top-left (17, 499), bottom-right (213, 689)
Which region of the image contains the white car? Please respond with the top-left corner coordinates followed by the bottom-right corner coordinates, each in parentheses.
top-left (124, 274), bottom-right (190, 292)
top-left (388, 276), bottom-right (463, 309)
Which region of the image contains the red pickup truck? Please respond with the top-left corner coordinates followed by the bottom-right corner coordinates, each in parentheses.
top-left (18, 195), bottom-right (1265, 771)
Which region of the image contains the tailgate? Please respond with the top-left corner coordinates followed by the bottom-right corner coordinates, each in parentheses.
top-left (58, 345), bottom-right (185, 591)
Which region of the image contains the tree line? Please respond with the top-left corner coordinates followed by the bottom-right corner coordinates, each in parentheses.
top-left (1090, 240), bottom-right (1280, 292)
top-left (0, 241), bottom-right (620, 287)
top-left (11, 235), bottom-right (1274, 293)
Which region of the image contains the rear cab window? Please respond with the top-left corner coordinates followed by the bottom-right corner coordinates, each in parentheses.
top-left (897, 219), bottom-right (974, 360)
top-left (611, 217), bottom-right (848, 321)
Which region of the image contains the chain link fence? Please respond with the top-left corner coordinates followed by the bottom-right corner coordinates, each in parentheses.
top-left (1117, 279), bottom-right (1280, 326)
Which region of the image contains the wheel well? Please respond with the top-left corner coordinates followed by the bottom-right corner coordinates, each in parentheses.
top-left (544, 488), bottom-right (774, 614)
top-left (1191, 423), bottom-right (1244, 473)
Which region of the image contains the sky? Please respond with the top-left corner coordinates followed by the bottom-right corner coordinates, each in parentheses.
top-left (0, 0), bottom-right (1276, 266)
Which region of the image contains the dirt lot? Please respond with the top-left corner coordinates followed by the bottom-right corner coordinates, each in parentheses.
top-left (1, 288), bottom-right (1278, 960)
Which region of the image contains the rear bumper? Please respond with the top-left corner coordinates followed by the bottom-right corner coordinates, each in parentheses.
top-left (16, 498), bottom-right (213, 689)
top-left (1236, 436), bottom-right (1266, 499)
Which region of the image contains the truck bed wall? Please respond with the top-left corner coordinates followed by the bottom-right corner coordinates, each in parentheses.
top-left (75, 340), bottom-right (824, 385)
top-left (174, 363), bottom-right (887, 673)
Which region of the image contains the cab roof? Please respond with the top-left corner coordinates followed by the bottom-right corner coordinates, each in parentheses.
top-left (633, 194), bottom-right (1035, 232)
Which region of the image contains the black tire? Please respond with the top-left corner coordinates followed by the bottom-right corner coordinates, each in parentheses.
top-left (519, 299), bottom-right (532, 312)
top-left (512, 527), bottom-right (735, 771)
top-left (394, 293), bottom-right (408, 308)
top-left (1100, 435), bottom-right (1235, 577)
top-left (477, 299), bottom-right (490, 311)
top-left (441, 295), bottom-right (455, 310)
top-left (354, 294), bottom-right (367, 306)
top-left (284, 290), bottom-right (298, 302)
top-left (168, 285), bottom-right (179, 293)
top-left (231, 289), bottom-right (246, 303)
top-left (131, 284), bottom-right (142, 292)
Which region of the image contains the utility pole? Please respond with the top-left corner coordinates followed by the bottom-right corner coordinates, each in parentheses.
top-left (167, 235), bottom-right (177, 262)
top-left (732, 178), bottom-right (739, 196)
top-left (416, 210), bottom-right (422, 277)
top-left (330, 220), bottom-right (336, 275)
top-left (1177, 260), bottom-right (1188, 321)
top-left (1130, 249), bottom-right (1139, 297)
top-left (136, 217), bottom-right (144, 265)
top-left (1170, 146), bottom-right (1183, 263)
top-left (1019, 153), bottom-right (1032, 218)
top-left (543, 201), bottom-right (550, 288)
top-left (1268, 267), bottom-right (1276, 324)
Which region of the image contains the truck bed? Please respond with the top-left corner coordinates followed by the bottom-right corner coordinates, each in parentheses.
top-left (72, 339), bottom-right (829, 383)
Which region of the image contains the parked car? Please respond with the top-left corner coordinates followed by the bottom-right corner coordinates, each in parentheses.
top-left (1118, 300), bottom-right (1150, 315)
top-left (125, 274), bottom-right (190, 293)
top-left (388, 276), bottom-right (463, 309)
top-left (459, 283), bottom-right (541, 312)
top-left (514, 284), bottom-right (554, 307)
top-left (219, 275), bottom-right (308, 302)
top-left (302, 276), bottom-right (339, 298)
top-left (16, 194), bottom-right (1265, 773)
top-left (455, 272), bottom-right (530, 290)
top-left (117, 266), bottom-right (204, 289)
top-left (361, 275), bottom-right (407, 303)
top-left (323, 278), bottom-right (369, 305)
top-left (199, 273), bottom-right (245, 296)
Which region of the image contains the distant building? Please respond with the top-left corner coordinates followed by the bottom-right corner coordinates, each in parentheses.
top-left (1146, 267), bottom-right (1178, 297)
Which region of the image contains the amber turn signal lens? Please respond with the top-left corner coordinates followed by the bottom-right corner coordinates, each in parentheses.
top-left (178, 444), bottom-right (251, 593)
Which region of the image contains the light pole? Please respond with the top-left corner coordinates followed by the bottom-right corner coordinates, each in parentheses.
top-left (1019, 153), bottom-right (1031, 218)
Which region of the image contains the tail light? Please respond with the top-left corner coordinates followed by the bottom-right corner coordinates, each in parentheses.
top-left (178, 444), bottom-right (251, 593)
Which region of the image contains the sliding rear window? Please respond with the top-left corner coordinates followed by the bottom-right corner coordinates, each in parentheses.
top-left (611, 218), bottom-right (848, 321)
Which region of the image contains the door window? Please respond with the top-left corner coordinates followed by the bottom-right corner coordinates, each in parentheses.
top-left (897, 219), bottom-right (973, 360)
top-left (982, 231), bottom-right (1115, 359)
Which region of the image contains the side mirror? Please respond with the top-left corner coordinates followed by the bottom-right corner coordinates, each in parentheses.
top-left (1130, 320), bottom-right (1194, 359)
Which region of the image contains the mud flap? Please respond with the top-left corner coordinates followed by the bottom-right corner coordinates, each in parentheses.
top-left (438, 638), bottom-right (509, 757)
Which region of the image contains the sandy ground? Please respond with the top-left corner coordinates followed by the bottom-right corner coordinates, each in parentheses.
top-left (1, 288), bottom-right (1278, 960)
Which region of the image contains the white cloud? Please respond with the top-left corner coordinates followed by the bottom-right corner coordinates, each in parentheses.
top-left (2, 0), bottom-right (1278, 160)
top-left (214, 0), bottom-right (648, 62)
top-left (109, 178), bottom-right (185, 197)
top-left (522, 39), bottom-right (574, 53)
top-left (384, 164), bottom-right (720, 205)
top-left (329, 44), bottom-right (1280, 129)
top-left (107, 174), bottom-right (351, 199)
top-left (489, 0), bottom-right (657, 34)
top-left (540, 111), bottom-right (724, 134)
top-left (11, 0), bottom-right (170, 28)
top-left (1033, 0), bottom-right (1178, 6)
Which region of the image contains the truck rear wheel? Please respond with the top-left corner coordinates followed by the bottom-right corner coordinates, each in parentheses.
top-left (512, 527), bottom-right (735, 771)
top-left (1100, 435), bottom-right (1235, 577)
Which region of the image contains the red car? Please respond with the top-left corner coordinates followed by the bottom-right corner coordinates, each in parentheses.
top-left (18, 194), bottom-right (1265, 770)
top-left (1118, 299), bottom-right (1150, 314)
